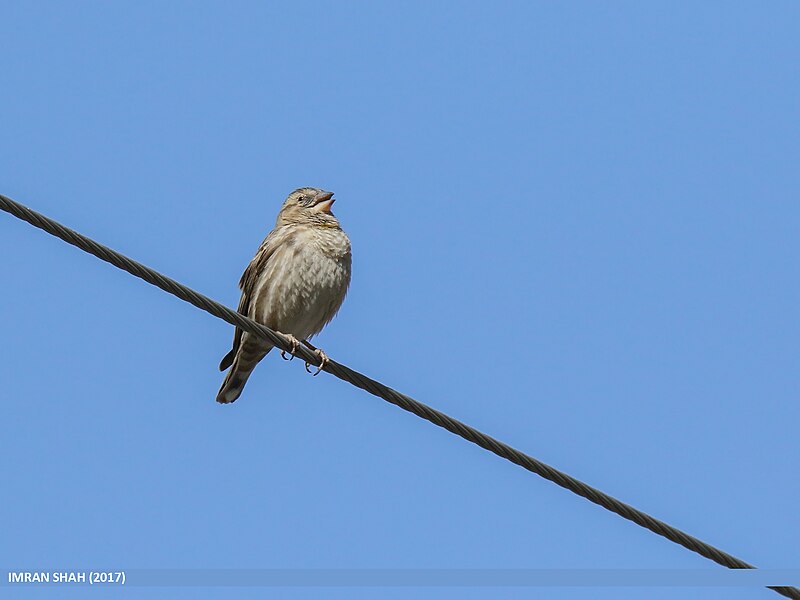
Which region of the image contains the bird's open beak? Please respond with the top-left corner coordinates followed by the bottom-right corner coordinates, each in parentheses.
top-left (314, 191), bottom-right (335, 214)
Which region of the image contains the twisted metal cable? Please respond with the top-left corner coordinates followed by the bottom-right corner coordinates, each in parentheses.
top-left (1, 193), bottom-right (797, 599)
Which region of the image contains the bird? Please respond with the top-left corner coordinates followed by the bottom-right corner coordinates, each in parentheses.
top-left (216, 187), bottom-right (352, 404)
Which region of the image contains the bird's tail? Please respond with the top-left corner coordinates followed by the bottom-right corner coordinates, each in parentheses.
top-left (216, 344), bottom-right (272, 404)
top-left (216, 365), bottom-right (251, 404)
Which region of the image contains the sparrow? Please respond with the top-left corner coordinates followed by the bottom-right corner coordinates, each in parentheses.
top-left (217, 187), bottom-right (352, 404)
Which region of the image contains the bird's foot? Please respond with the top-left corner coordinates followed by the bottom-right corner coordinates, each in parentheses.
top-left (280, 334), bottom-right (301, 361)
top-left (304, 345), bottom-right (329, 376)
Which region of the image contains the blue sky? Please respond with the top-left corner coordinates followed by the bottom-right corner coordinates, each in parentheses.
top-left (1, 2), bottom-right (798, 599)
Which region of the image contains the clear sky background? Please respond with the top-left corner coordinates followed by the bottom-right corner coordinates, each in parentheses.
top-left (1, 2), bottom-right (798, 599)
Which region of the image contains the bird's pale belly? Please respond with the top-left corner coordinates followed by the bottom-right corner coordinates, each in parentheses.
top-left (251, 243), bottom-right (350, 342)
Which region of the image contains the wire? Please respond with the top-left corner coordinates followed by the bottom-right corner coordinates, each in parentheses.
top-left (1, 192), bottom-right (797, 599)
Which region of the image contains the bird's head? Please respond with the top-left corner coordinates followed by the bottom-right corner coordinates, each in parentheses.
top-left (277, 187), bottom-right (340, 228)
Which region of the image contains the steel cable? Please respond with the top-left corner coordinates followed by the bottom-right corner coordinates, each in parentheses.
top-left (1, 193), bottom-right (796, 599)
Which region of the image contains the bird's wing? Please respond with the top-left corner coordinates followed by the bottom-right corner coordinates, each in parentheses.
top-left (218, 226), bottom-right (288, 371)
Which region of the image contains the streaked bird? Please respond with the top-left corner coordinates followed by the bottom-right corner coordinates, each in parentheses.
top-left (217, 187), bottom-right (352, 404)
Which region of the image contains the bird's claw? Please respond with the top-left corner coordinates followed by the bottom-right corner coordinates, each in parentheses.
top-left (305, 348), bottom-right (329, 376)
top-left (280, 334), bottom-right (300, 361)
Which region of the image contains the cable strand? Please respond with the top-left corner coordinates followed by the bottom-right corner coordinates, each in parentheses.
top-left (1, 193), bottom-right (796, 599)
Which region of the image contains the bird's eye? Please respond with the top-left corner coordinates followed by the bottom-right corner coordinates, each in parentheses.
top-left (297, 195), bottom-right (307, 204)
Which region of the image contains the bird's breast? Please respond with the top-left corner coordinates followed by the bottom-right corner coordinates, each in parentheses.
top-left (251, 226), bottom-right (351, 340)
